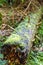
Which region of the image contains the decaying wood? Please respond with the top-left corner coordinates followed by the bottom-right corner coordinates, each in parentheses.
top-left (1, 8), bottom-right (42, 65)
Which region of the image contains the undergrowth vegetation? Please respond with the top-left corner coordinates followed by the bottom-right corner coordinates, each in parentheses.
top-left (26, 8), bottom-right (43, 65)
top-left (0, 0), bottom-right (25, 6)
top-left (26, 19), bottom-right (43, 65)
top-left (0, 0), bottom-right (43, 65)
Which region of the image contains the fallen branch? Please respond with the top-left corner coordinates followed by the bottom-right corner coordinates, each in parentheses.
top-left (1, 8), bottom-right (42, 65)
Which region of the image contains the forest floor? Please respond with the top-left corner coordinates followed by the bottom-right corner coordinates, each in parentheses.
top-left (0, 0), bottom-right (43, 65)
top-left (0, 0), bottom-right (41, 38)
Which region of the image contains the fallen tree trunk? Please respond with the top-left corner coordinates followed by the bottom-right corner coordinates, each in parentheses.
top-left (1, 8), bottom-right (42, 65)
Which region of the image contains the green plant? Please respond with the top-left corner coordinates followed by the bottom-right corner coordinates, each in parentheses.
top-left (0, 0), bottom-right (25, 6)
top-left (0, 0), bottom-right (7, 6)
top-left (0, 13), bottom-right (2, 25)
top-left (26, 51), bottom-right (43, 65)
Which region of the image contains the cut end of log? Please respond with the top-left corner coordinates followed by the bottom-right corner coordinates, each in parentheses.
top-left (1, 44), bottom-right (28, 65)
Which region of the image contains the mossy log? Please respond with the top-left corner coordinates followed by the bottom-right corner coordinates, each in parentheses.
top-left (1, 8), bottom-right (42, 65)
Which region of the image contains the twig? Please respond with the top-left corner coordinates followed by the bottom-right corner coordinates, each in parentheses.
top-left (37, 22), bottom-right (42, 26)
top-left (8, 25), bottom-right (14, 31)
top-left (25, 0), bottom-right (32, 12)
top-left (32, 1), bottom-right (40, 9)
top-left (15, 0), bottom-right (32, 22)
top-left (36, 35), bottom-right (40, 40)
